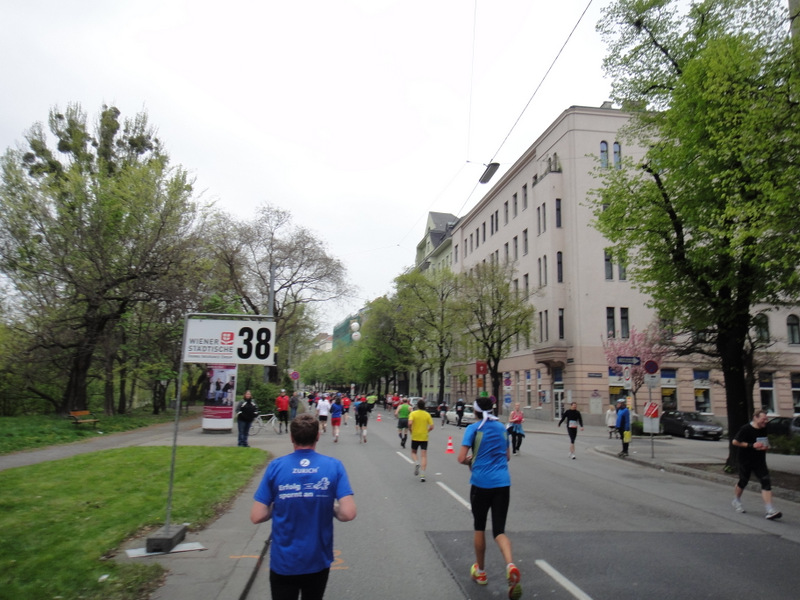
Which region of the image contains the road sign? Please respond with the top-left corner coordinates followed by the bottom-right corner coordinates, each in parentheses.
top-left (623, 365), bottom-right (632, 388)
top-left (504, 394), bottom-right (512, 404)
top-left (504, 378), bottom-right (512, 387)
top-left (645, 373), bottom-right (660, 389)
top-left (617, 356), bottom-right (641, 366)
top-left (644, 360), bottom-right (659, 374)
top-left (644, 402), bottom-right (660, 418)
top-left (183, 318), bottom-right (276, 365)
top-left (290, 370), bottom-right (300, 381)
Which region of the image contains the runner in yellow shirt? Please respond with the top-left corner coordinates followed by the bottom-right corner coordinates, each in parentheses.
top-left (409, 399), bottom-right (434, 482)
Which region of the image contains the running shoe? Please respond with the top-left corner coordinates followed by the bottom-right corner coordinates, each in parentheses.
top-left (414, 463), bottom-right (420, 476)
top-left (732, 499), bottom-right (745, 513)
top-left (420, 476), bottom-right (426, 482)
top-left (766, 509), bottom-right (782, 520)
top-left (470, 563), bottom-right (487, 585)
top-left (506, 563), bottom-right (522, 599)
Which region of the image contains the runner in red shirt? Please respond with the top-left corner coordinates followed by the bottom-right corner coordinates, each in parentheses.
top-left (275, 389), bottom-right (290, 434)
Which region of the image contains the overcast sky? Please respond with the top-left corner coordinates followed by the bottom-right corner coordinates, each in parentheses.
top-left (1, 0), bottom-right (612, 331)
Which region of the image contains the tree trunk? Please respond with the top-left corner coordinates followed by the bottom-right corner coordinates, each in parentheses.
top-left (718, 326), bottom-right (750, 472)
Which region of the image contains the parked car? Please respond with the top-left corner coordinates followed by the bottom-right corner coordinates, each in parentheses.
top-left (660, 410), bottom-right (724, 440)
top-left (445, 404), bottom-right (476, 427)
top-left (766, 416), bottom-right (800, 438)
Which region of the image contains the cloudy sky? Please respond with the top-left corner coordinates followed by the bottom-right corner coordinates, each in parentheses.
top-left (1, 0), bottom-right (612, 331)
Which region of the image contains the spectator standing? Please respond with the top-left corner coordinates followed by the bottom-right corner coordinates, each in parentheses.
top-left (251, 414), bottom-right (357, 600)
top-left (275, 389), bottom-right (291, 434)
top-left (616, 399), bottom-right (631, 457)
top-left (409, 399), bottom-right (434, 482)
top-left (289, 393), bottom-right (299, 421)
top-left (236, 391), bottom-right (259, 447)
top-left (605, 404), bottom-right (619, 439)
top-left (457, 397), bottom-right (522, 599)
top-left (558, 402), bottom-right (584, 459)
top-left (731, 409), bottom-right (782, 520)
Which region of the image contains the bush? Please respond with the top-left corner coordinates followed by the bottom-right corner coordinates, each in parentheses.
top-left (768, 434), bottom-right (800, 455)
top-left (631, 419), bottom-right (644, 436)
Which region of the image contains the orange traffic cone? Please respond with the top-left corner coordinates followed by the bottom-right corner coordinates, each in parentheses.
top-left (446, 436), bottom-right (455, 454)
top-left (377, 413), bottom-right (382, 422)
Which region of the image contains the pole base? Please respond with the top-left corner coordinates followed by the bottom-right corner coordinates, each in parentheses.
top-left (146, 524), bottom-right (188, 553)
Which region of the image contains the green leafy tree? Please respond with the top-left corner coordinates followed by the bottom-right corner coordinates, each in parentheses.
top-left (395, 269), bottom-right (460, 404)
top-left (0, 104), bottom-right (201, 413)
top-left (594, 0), bottom-right (800, 465)
top-left (455, 262), bottom-right (534, 412)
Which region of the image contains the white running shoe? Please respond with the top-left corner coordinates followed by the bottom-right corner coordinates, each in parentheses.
top-left (732, 499), bottom-right (745, 513)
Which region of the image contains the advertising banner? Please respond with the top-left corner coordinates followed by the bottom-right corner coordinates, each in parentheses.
top-left (202, 364), bottom-right (238, 431)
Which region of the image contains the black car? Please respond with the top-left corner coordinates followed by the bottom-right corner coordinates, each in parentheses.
top-left (660, 410), bottom-right (724, 440)
top-left (766, 416), bottom-right (800, 438)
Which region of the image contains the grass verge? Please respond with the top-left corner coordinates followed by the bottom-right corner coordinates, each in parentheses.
top-left (0, 409), bottom-right (178, 455)
top-left (0, 445), bottom-right (268, 599)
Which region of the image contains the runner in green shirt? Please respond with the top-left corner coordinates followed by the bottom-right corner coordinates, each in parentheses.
top-left (394, 397), bottom-right (411, 448)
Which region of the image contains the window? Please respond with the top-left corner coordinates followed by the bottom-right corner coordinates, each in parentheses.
top-left (618, 261), bottom-right (627, 281)
top-left (607, 307), bottom-right (616, 337)
top-left (537, 258), bottom-right (542, 287)
top-left (523, 229), bottom-right (528, 255)
top-left (490, 214), bottom-right (494, 235)
top-left (475, 228), bottom-right (479, 248)
top-left (522, 184), bottom-right (528, 210)
top-left (792, 373), bottom-right (800, 413)
top-left (613, 142), bottom-right (622, 169)
top-left (543, 255), bottom-right (548, 285)
top-left (759, 372), bottom-right (775, 413)
top-left (541, 203), bottom-right (546, 232)
top-left (544, 310), bottom-right (549, 341)
top-left (469, 233), bottom-right (473, 253)
top-left (556, 198), bottom-right (562, 227)
top-left (605, 252), bottom-right (613, 280)
top-left (513, 278), bottom-right (519, 297)
top-left (600, 141), bottom-right (609, 168)
top-left (536, 206), bottom-right (541, 234)
top-left (538, 312), bottom-right (544, 342)
top-left (754, 314), bottom-right (770, 343)
top-left (557, 251), bottom-right (563, 282)
top-left (620, 307), bottom-right (629, 339)
top-left (558, 308), bottom-right (565, 339)
top-left (513, 236), bottom-right (518, 261)
top-left (694, 370), bottom-right (711, 412)
top-left (482, 222), bottom-right (486, 242)
top-left (504, 242), bottom-right (509, 263)
top-left (523, 274), bottom-right (529, 299)
top-left (504, 201), bottom-right (509, 225)
top-left (513, 193), bottom-right (518, 218)
top-left (788, 315), bottom-right (800, 344)
top-left (454, 244), bottom-right (459, 263)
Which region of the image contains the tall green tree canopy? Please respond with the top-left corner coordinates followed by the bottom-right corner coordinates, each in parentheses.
top-left (0, 104), bottom-right (202, 412)
top-left (593, 0), bottom-right (800, 459)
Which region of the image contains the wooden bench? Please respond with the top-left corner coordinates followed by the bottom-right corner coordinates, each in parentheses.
top-left (68, 410), bottom-right (100, 428)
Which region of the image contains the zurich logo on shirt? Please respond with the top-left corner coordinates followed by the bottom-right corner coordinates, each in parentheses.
top-left (300, 458), bottom-right (311, 467)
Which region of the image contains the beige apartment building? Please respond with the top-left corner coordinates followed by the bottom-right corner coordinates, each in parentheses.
top-left (412, 103), bottom-right (800, 426)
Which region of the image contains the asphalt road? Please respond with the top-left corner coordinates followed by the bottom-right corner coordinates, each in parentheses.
top-left (243, 416), bottom-right (800, 600)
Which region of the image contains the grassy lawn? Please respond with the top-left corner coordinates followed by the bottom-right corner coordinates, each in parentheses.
top-left (0, 445), bottom-right (268, 600)
top-left (0, 409), bottom-right (179, 455)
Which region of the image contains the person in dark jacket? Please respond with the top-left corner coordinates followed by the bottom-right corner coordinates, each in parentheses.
top-left (558, 402), bottom-right (584, 459)
top-left (237, 390), bottom-right (259, 447)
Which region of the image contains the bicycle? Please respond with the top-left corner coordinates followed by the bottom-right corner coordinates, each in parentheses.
top-left (250, 413), bottom-right (279, 435)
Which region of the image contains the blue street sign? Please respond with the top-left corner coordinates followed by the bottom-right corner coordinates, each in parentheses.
top-left (616, 356), bottom-right (641, 366)
top-left (504, 394), bottom-right (512, 404)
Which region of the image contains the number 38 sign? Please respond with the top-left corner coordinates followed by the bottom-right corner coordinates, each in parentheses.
top-left (183, 318), bottom-right (276, 365)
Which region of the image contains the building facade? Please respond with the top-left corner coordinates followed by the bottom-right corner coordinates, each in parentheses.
top-left (430, 103), bottom-right (800, 425)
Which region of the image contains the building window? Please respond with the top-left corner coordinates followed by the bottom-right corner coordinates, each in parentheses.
top-left (791, 373), bottom-right (800, 413)
top-left (538, 258), bottom-right (542, 287)
top-left (544, 310), bottom-right (549, 341)
top-left (475, 228), bottom-right (479, 248)
top-left (600, 141), bottom-right (609, 168)
top-left (613, 142), bottom-right (622, 169)
top-left (557, 251), bottom-right (563, 282)
top-left (536, 206), bottom-right (541, 234)
top-left (504, 201), bottom-right (509, 225)
top-left (454, 244), bottom-right (459, 263)
top-left (618, 261), bottom-right (627, 281)
top-left (605, 252), bottom-right (614, 280)
top-left (513, 193), bottom-right (518, 218)
top-left (504, 242), bottom-right (509, 263)
top-left (469, 234), bottom-right (473, 253)
top-left (543, 255), bottom-right (548, 285)
top-left (522, 184), bottom-right (528, 210)
top-left (538, 311), bottom-right (544, 342)
top-left (607, 307), bottom-right (616, 338)
top-left (556, 198), bottom-right (562, 227)
top-left (754, 314), bottom-right (770, 343)
top-left (523, 229), bottom-right (528, 255)
top-left (523, 274), bottom-right (529, 299)
top-left (513, 236), bottom-right (519, 261)
top-left (541, 203), bottom-right (547, 232)
top-left (482, 222), bottom-right (486, 242)
top-left (759, 372), bottom-right (775, 413)
top-left (694, 369), bottom-right (711, 412)
top-left (620, 307), bottom-right (629, 339)
top-left (558, 308), bottom-right (565, 339)
top-left (490, 214), bottom-right (494, 235)
top-left (788, 315), bottom-right (800, 344)
top-left (513, 278), bottom-right (519, 298)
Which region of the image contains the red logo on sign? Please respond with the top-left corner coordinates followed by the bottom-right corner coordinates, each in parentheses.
top-left (220, 331), bottom-right (235, 345)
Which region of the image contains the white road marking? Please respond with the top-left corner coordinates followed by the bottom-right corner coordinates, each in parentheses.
top-left (536, 559), bottom-right (594, 600)
top-left (436, 482), bottom-right (471, 510)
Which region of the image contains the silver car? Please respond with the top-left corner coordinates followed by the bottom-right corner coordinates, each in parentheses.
top-left (660, 410), bottom-right (724, 440)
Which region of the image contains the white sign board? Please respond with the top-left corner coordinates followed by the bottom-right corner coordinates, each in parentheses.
top-left (645, 373), bottom-right (661, 389)
top-left (183, 318), bottom-right (276, 365)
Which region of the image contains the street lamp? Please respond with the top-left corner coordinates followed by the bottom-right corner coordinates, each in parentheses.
top-left (350, 321), bottom-right (361, 342)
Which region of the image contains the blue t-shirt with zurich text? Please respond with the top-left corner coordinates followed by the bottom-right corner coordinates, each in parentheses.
top-left (254, 448), bottom-right (353, 575)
